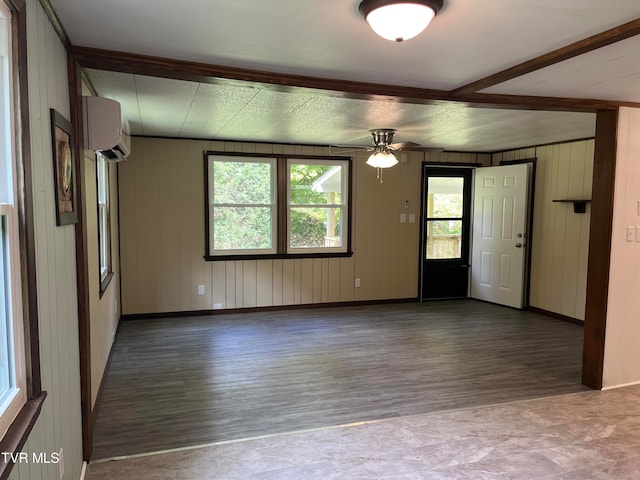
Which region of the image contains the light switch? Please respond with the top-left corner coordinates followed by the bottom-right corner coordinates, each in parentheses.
top-left (400, 213), bottom-right (407, 223)
top-left (409, 214), bottom-right (416, 223)
top-left (626, 226), bottom-right (635, 242)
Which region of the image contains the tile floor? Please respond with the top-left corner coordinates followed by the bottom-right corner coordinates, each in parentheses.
top-left (87, 384), bottom-right (640, 479)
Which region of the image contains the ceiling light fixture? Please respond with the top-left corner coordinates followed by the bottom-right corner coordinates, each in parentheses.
top-left (366, 150), bottom-right (398, 169)
top-left (366, 148), bottom-right (398, 182)
top-left (359, 0), bottom-right (444, 43)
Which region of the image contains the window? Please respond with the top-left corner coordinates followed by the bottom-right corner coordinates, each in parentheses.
top-left (96, 152), bottom-right (113, 291)
top-left (425, 176), bottom-right (465, 260)
top-left (0, 2), bottom-right (26, 437)
top-left (208, 155), bottom-right (277, 255)
top-left (288, 159), bottom-right (347, 253)
top-left (206, 153), bottom-right (351, 259)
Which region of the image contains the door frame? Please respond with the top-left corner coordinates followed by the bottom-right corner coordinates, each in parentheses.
top-left (419, 160), bottom-right (537, 307)
top-left (419, 164), bottom-right (476, 301)
top-left (496, 158), bottom-right (537, 308)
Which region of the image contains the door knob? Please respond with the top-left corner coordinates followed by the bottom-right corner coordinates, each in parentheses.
top-left (515, 243), bottom-right (523, 248)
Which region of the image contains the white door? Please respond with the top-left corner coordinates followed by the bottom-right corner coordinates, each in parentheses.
top-left (471, 164), bottom-right (530, 309)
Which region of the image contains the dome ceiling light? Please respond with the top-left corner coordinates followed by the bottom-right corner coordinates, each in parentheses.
top-left (359, 0), bottom-right (444, 43)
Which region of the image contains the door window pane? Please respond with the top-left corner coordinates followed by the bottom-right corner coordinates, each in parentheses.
top-left (426, 220), bottom-right (462, 259)
top-left (427, 177), bottom-right (464, 218)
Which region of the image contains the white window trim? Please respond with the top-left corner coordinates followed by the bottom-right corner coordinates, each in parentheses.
top-left (0, 1), bottom-right (26, 438)
top-left (208, 155), bottom-right (277, 256)
top-left (286, 158), bottom-right (349, 255)
top-left (0, 205), bottom-right (27, 438)
top-left (97, 152), bottom-right (111, 283)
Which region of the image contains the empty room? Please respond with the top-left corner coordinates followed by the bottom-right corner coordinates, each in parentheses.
top-left (3, 1), bottom-right (640, 480)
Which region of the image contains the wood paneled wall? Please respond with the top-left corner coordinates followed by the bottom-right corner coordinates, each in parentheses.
top-left (493, 140), bottom-right (595, 320)
top-left (603, 107), bottom-right (640, 388)
top-left (81, 83), bottom-right (121, 409)
top-left (9, 2), bottom-right (83, 479)
top-left (119, 139), bottom-right (489, 315)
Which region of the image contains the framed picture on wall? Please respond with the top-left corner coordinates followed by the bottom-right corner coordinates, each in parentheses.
top-left (50, 108), bottom-right (77, 226)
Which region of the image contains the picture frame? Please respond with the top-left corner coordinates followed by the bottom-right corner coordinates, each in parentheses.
top-left (50, 108), bottom-right (77, 226)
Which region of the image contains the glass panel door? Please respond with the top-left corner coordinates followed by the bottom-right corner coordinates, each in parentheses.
top-left (421, 168), bottom-right (473, 300)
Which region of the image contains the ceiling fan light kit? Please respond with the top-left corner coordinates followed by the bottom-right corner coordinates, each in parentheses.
top-left (331, 128), bottom-right (441, 182)
top-left (366, 150), bottom-right (399, 168)
top-left (359, 0), bottom-right (444, 42)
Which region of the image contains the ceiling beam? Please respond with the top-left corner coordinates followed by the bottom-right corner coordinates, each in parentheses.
top-left (451, 17), bottom-right (640, 96)
top-left (71, 46), bottom-right (640, 113)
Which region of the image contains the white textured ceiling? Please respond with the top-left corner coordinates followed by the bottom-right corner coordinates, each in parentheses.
top-left (85, 69), bottom-right (596, 152)
top-left (52, 1), bottom-right (640, 150)
top-left (53, 0), bottom-right (640, 92)
top-left (481, 36), bottom-right (640, 102)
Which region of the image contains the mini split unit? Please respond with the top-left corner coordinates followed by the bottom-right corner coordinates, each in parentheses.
top-left (82, 96), bottom-right (131, 161)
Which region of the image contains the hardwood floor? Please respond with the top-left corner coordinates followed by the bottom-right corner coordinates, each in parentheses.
top-left (91, 300), bottom-right (586, 460)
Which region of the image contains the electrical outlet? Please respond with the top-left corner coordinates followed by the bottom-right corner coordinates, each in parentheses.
top-left (355, 278), bottom-right (361, 288)
top-left (197, 285), bottom-right (205, 295)
top-left (213, 303), bottom-right (223, 310)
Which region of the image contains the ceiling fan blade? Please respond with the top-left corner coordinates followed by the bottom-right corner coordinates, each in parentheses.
top-left (389, 141), bottom-right (422, 150)
top-left (389, 142), bottom-right (444, 153)
top-left (329, 145), bottom-right (372, 155)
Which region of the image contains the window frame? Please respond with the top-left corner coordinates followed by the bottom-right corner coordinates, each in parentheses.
top-left (286, 158), bottom-right (349, 255)
top-left (96, 152), bottom-right (113, 295)
top-left (0, 205), bottom-right (26, 437)
top-left (0, 4), bottom-right (46, 476)
top-left (0, 1), bottom-right (26, 439)
top-left (204, 151), bottom-right (353, 261)
top-left (207, 154), bottom-right (278, 256)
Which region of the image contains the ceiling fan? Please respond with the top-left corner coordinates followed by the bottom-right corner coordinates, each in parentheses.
top-left (330, 128), bottom-right (443, 182)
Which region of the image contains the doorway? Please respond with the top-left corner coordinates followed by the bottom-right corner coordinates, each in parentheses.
top-left (421, 167), bottom-right (473, 300)
top-left (470, 163), bottom-right (533, 309)
top-left (421, 163), bottom-right (533, 307)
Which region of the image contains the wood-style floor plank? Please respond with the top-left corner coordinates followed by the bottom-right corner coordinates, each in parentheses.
top-left (91, 300), bottom-right (586, 459)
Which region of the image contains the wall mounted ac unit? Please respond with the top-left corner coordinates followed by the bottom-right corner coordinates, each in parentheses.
top-left (82, 96), bottom-right (131, 161)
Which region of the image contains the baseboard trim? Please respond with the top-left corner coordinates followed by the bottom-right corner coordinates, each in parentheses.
top-left (528, 306), bottom-right (584, 326)
top-left (120, 298), bottom-right (420, 321)
top-left (601, 380), bottom-right (640, 391)
top-left (79, 461), bottom-right (87, 480)
top-left (91, 321), bottom-right (122, 432)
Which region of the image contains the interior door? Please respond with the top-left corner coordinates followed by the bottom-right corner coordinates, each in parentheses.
top-left (421, 167), bottom-right (473, 300)
top-left (470, 164), bottom-right (530, 309)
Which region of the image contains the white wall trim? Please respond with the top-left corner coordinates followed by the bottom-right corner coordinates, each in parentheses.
top-left (79, 461), bottom-right (87, 480)
top-left (601, 380), bottom-right (640, 391)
